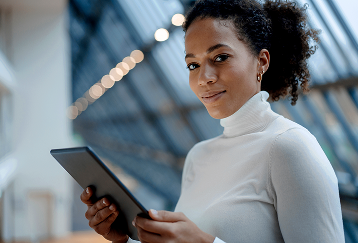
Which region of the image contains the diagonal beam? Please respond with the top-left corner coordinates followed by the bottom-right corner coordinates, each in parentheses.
top-left (310, 76), bottom-right (358, 91)
top-left (323, 90), bottom-right (358, 154)
top-left (308, 0), bottom-right (354, 74)
top-left (70, 0), bottom-right (107, 81)
top-left (326, 0), bottom-right (358, 55)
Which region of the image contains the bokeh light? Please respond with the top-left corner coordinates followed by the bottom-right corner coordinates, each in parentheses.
top-left (85, 91), bottom-right (95, 103)
top-left (154, 28), bottom-right (169, 41)
top-left (123, 56), bottom-right (136, 69)
top-left (101, 74), bottom-right (116, 88)
top-left (76, 97), bottom-right (88, 111)
top-left (89, 84), bottom-right (104, 99)
top-left (74, 101), bottom-right (83, 111)
top-left (67, 106), bottom-right (78, 119)
top-left (109, 68), bottom-right (124, 81)
top-left (69, 48), bottom-right (144, 119)
top-left (171, 13), bottom-right (185, 26)
top-left (116, 62), bottom-right (130, 75)
top-left (130, 50), bottom-right (144, 63)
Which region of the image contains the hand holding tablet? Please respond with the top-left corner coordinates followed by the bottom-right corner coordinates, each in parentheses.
top-left (80, 186), bottom-right (130, 242)
top-left (50, 146), bottom-right (150, 241)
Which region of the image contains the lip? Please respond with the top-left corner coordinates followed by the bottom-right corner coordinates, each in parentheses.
top-left (201, 90), bottom-right (226, 104)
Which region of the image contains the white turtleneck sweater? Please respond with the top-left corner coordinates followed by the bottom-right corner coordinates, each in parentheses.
top-left (129, 91), bottom-right (344, 243)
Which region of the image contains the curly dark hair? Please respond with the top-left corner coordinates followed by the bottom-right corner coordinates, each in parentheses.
top-left (183, 0), bottom-right (320, 105)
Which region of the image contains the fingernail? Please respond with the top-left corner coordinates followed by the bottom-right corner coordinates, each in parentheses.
top-left (109, 204), bottom-right (115, 211)
top-left (103, 199), bottom-right (107, 205)
top-left (150, 209), bottom-right (158, 216)
top-left (132, 220), bottom-right (135, 226)
top-left (86, 188), bottom-right (89, 194)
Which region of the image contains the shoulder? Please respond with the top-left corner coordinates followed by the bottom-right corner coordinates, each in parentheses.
top-left (269, 125), bottom-right (333, 173)
top-left (263, 116), bottom-right (324, 160)
top-left (267, 118), bottom-right (338, 193)
top-left (270, 125), bottom-right (318, 157)
top-left (268, 125), bottom-right (338, 195)
top-left (266, 115), bottom-right (321, 156)
top-left (270, 122), bottom-right (330, 164)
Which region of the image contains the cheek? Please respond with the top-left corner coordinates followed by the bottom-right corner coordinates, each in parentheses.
top-left (231, 64), bottom-right (256, 86)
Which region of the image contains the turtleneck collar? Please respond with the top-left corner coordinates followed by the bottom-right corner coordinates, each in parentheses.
top-left (220, 91), bottom-right (279, 137)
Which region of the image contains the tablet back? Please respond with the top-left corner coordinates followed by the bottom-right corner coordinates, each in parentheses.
top-left (50, 146), bottom-right (148, 240)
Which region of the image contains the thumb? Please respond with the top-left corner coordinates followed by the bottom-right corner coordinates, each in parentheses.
top-left (149, 209), bottom-right (186, 222)
top-left (80, 187), bottom-right (94, 207)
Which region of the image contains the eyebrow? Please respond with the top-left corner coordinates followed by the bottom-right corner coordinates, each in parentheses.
top-left (185, 43), bottom-right (231, 59)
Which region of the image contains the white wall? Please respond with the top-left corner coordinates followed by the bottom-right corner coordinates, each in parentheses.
top-left (0, 0), bottom-right (74, 241)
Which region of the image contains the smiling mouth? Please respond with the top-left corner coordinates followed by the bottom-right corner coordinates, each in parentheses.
top-left (203, 91), bottom-right (226, 98)
top-left (201, 90), bottom-right (226, 104)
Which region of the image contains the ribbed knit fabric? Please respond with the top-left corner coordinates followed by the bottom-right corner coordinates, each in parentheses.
top-left (128, 91), bottom-right (344, 243)
top-left (220, 91), bottom-right (275, 137)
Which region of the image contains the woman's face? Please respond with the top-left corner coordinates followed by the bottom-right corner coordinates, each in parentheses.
top-left (185, 18), bottom-right (262, 119)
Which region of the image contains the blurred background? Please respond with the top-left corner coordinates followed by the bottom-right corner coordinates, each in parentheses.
top-left (0, 0), bottom-right (357, 242)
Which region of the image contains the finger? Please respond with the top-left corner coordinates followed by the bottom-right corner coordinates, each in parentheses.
top-left (134, 215), bottom-right (174, 235)
top-left (85, 198), bottom-right (113, 220)
top-left (89, 203), bottom-right (117, 227)
top-left (149, 209), bottom-right (186, 222)
top-left (92, 210), bottom-right (119, 235)
top-left (136, 224), bottom-right (163, 243)
top-left (80, 187), bottom-right (94, 206)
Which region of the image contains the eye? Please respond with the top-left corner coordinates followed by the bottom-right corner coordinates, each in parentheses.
top-left (215, 54), bottom-right (229, 62)
top-left (187, 63), bottom-right (199, 71)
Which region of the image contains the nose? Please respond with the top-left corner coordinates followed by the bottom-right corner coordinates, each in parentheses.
top-left (198, 63), bottom-right (217, 86)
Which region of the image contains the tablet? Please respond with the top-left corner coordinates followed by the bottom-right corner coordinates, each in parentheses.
top-left (50, 146), bottom-right (149, 240)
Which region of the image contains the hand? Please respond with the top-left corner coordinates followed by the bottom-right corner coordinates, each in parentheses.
top-left (80, 187), bottom-right (129, 243)
top-left (133, 209), bottom-right (215, 243)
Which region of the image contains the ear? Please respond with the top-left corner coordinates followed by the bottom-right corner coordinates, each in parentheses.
top-left (257, 49), bottom-right (270, 74)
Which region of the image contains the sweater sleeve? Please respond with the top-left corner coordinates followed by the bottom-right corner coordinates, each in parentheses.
top-left (127, 236), bottom-right (225, 242)
top-left (126, 237), bottom-right (139, 243)
top-left (269, 128), bottom-right (344, 242)
top-left (213, 237), bottom-right (226, 243)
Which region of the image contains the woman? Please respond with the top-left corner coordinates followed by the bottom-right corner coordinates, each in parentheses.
top-left (81, 0), bottom-right (345, 242)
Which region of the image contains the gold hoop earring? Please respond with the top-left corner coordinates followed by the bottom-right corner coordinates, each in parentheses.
top-left (257, 70), bottom-right (265, 82)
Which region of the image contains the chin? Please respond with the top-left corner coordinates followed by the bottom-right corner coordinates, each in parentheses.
top-left (206, 108), bottom-right (228, 120)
